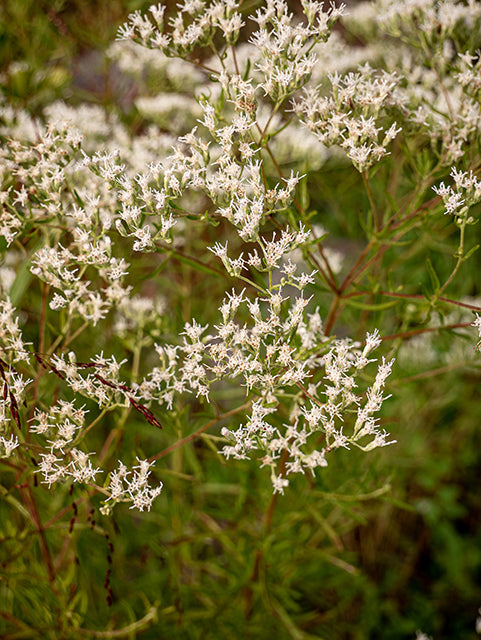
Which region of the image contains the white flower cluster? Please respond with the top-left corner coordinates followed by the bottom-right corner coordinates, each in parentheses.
top-left (0, 123), bottom-right (81, 247)
top-left (30, 242), bottom-right (129, 327)
top-left (0, 299), bottom-right (31, 459)
top-left (104, 0), bottom-right (346, 245)
top-left (376, 0), bottom-right (480, 44)
top-left (39, 351), bottom-right (130, 408)
top-left (221, 329), bottom-right (394, 494)
top-left (101, 458), bottom-right (163, 514)
top-left (0, 365), bottom-right (31, 459)
top-left (0, 94), bottom-right (180, 266)
top-left (0, 297), bottom-right (31, 364)
top-left (394, 50), bottom-right (481, 162)
top-left (31, 398), bottom-right (162, 511)
top-left (294, 64), bottom-right (402, 172)
top-left (117, 0), bottom-right (244, 52)
top-left (346, 0), bottom-right (481, 163)
top-left (134, 256), bottom-right (327, 409)
top-left (209, 224), bottom-right (309, 276)
top-left (456, 52), bottom-right (481, 99)
top-left (120, 260), bottom-right (395, 493)
top-left (433, 167), bottom-right (481, 222)
top-left (0, 433), bottom-right (19, 458)
top-left (89, 118), bottom-right (304, 245)
top-left (249, 0), bottom-right (345, 102)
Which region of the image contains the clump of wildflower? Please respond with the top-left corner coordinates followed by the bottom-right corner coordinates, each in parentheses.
top-left (343, 1), bottom-right (481, 164)
top-left (109, 0), bottom-right (346, 246)
top-left (456, 51), bottom-right (481, 99)
top-left (1, 123), bottom-right (82, 247)
top-left (249, 0), bottom-right (345, 102)
top-left (118, 0), bottom-right (245, 54)
top-left (0, 0), bottom-right (402, 510)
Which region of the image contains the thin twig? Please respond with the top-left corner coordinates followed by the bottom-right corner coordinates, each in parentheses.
top-left (148, 402), bottom-right (251, 462)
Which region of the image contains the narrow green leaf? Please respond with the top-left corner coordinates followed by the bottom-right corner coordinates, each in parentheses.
top-left (345, 298), bottom-right (398, 311)
top-left (9, 254), bottom-right (34, 307)
top-left (174, 252), bottom-right (223, 276)
top-left (385, 191), bottom-right (399, 216)
top-left (462, 243), bottom-right (479, 261)
top-left (138, 256), bottom-right (172, 281)
top-left (426, 256), bottom-right (440, 293)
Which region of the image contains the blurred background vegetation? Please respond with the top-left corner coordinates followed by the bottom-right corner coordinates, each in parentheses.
top-left (1, 1), bottom-right (481, 639)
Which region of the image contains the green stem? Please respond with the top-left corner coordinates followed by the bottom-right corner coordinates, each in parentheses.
top-left (438, 221), bottom-right (466, 296)
top-left (362, 170), bottom-right (380, 232)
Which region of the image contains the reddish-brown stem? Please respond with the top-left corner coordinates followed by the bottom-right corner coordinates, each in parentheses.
top-left (346, 289), bottom-right (481, 313)
top-left (380, 322), bottom-right (471, 342)
top-left (20, 485), bottom-right (56, 583)
top-left (324, 293), bottom-right (342, 337)
top-left (230, 44), bottom-right (240, 76)
top-left (148, 402), bottom-right (251, 463)
top-left (295, 380), bottom-right (322, 406)
top-left (391, 361), bottom-right (468, 385)
top-left (317, 243), bottom-right (340, 292)
top-left (339, 241), bottom-right (374, 296)
top-left (45, 494), bottom-right (90, 529)
top-left (385, 195), bottom-right (440, 232)
top-left (323, 195), bottom-right (442, 334)
top-left (54, 532), bottom-right (73, 573)
top-left (341, 244), bottom-right (391, 294)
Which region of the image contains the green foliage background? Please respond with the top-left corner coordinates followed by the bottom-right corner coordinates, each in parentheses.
top-left (1, 1), bottom-right (481, 639)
